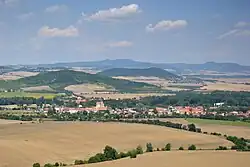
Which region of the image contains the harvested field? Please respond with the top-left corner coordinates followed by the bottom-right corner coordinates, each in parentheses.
top-left (0, 121), bottom-right (232, 167)
top-left (84, 151), bottom-right (250, 167)
top-left (113, 76), bottom-right (200, 91)
top-left (211, 78), bottom-right (250, 84)
top-left (0, 71), bottom-right (38, 80)
top-left (0, 119), bottom-right (22, 124)
top-left (81, 93), bottom-right (174, 99)
top-left (22, 86), bottom-right (54, 92)
top-left (65, 84), bottom-right (115, 94)
top-left (161, 118), bottom-right (250, 138)
top-left (201, 82), bottom-right (250, 92)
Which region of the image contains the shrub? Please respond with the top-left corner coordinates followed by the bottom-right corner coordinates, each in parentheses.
top-left (165, 143), bottom-right (171, 151)
top-left (146, 143), bottom-right (153, 152)
top-left (216, 146), bottom-right (228, 150)
top-left (88, 156), bottom-right (101, 164)
top-left (156, 148), bottom-right (160, 151)
top-left (44, 163), bottom-right (54, 167)
top-left (203, 132), bottom-right (208, 134)
top-left (188, 145), bottom-right (196, 150)
top-left (33, 163), bottom-right (41, 167)
top-left (196, 128), bottom-right (202, 133)
top-left (128, 150), bottom-right (137, 159)
top-left (75, 160), bottom-right (84, 165)
top-left (136, 145), bottom-right (143, 154)
top-left (95, 153), bottom-right (107, 162)
top-left (54, 162), bottom-right (59, 167)
top-left (119, 152), bottom-right (129, 158)
top-left (179, 146), bottom-right (184, 150)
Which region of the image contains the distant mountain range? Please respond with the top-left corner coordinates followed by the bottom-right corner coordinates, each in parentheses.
top-left (0, 70), bottom-right (158, 92)
top-left (3, 59), bottom-right (250, 74)
top-left (98, 67), bottom-right (181, 79)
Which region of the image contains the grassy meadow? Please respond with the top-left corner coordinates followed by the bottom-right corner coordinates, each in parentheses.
top-left (0, 92), bottom-right (59, 99)
top-left (186, 118), bottom-right (250, 127)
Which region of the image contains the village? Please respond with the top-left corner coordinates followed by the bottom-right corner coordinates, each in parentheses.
top-left (36, 96), bottom-right (250, 119)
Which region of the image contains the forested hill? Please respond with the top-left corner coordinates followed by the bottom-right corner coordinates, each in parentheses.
top-left (0, 70), bottom-right (158, 92)
top-left (98, 67), bottom-right (181, 79)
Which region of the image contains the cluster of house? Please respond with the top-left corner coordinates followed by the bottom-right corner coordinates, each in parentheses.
top-left (50, 101), bottom-right (108, 114)
top-left (42, 97), bottom-right (250, 118)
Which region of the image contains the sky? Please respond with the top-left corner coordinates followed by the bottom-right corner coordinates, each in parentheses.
top-left (0, 0), bottom-right (250, 65)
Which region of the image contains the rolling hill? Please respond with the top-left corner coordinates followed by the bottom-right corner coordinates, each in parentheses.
top-left (98, 67), bottom-right (181, 79)
top-left (21, 59), bottom-right (250, 74)
top-left (0, 70), bottom-right (158, 92)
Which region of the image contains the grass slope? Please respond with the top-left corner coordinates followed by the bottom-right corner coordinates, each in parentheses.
top-left (98, 67), bottom-right (181, 79)
top-left (0, 70), bottom-right (158, 92)
top-left (186, 118), bottom-right (250, 127)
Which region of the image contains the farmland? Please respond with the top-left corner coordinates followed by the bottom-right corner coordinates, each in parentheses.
top-left (0, 121), bottom-right (232, 167)
top-left (161, 118), bottom-right (250, 139)
top-left (81, 93), bottom-right (174, 100)
top-left (0, 92), bottom-right (59, 99)
top-left (84, 151), bottom-right (250, 167)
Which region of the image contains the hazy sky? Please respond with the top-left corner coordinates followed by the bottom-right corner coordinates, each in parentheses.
top-left (0, 0), bottom-right (250, 65)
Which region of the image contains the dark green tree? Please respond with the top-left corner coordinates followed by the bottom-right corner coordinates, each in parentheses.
top-left (179, 146), bottom-right (184, 150)
top-left (146, 143), bottom-right (153, 152)
top-left (33, 163), bottom-right (41, 167)
top-left (103, 145), bottom-right (118, 160)
top-left (165, 143), bottom-right (171, 151)
top-left (188, 145), bottom-right (196, 150)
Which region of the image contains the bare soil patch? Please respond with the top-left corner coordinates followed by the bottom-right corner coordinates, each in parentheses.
top-left (201, 82), bottom-right (250, 92)
top-left (65, 84), bottom-right (114, 94)
top-left (0, 71), bottom-right (39, 80)
top-left (22, 86), bottom-right (54, 92)
top-left (0, 121), bottom-right (232, 167)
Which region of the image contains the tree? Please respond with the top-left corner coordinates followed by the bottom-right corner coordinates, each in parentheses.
top-left (188, 145), bottom-right (196, 150)
top-left (179, 146), bottom-right (184, 150)
top-left (146, 143), bottom-right (153, 152)
top-left (74, 160), bottom-right (84, 165)
top-left (103, 145), bottom-right (118, 160)
top-left (136, 145), bottom-right (143, 154)
top-left (33, 163), bottom-right (41, 167)
top-left (188, 124), bottom-right (197, 132)
top-left (165, 143), bottom-right (171, 151)
top-left (128, 149), bottom-right (137, 158)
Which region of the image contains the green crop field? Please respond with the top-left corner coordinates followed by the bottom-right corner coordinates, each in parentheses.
top-left (0, 92), bottom-right (58, 99)
top-left (186, 118), bottom-right (250, 127)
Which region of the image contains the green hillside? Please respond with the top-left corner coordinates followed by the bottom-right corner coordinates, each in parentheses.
top-left (0, 70), bottom-right (158, 92)
top-left (98, 67), bottom-right (181, 79)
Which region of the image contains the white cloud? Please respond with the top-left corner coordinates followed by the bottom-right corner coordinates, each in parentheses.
top-left (83, 4), bottom-right (141, 21)
top-left (17, 12), bottom-right (34, 21)
top-left (38, 26), bottom-right (79, 37)
top-left (235, 30), bottom-right (250, 36)
top-left (107, 41), bottom-right (133, 48)
top-left (146, 20), bottom-right (188, 32)
top-left (45, 4), bottom-right (68, 13)
top-left (235, 21), bottom-right (250, 28)
top-left (218, 29), bottom-right (250, 39)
